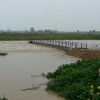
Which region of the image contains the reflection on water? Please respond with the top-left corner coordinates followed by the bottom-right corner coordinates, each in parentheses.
top-left (0, 41), bottom-right (80, 100)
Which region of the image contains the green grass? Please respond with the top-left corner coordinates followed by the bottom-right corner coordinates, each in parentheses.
top-left (0, 32), bottom-right (100, 40)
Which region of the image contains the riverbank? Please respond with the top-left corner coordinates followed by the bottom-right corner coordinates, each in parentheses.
top-left (66, 49), bottom-right (100, 59)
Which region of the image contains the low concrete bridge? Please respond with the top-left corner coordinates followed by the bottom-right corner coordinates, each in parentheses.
top-left (29, 40), bottom-right (88, 51)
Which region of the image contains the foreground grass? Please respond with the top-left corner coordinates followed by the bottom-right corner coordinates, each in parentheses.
top-left (0, 32), bottom-right (100, 40)
top-left (46, 58), bottom-right (100, 100)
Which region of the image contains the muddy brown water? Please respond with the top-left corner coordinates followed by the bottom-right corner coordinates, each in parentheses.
top-left (0, 41), bottom-right (80, 100)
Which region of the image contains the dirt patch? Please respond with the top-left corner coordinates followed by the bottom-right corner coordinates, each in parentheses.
top-left (66, 49), bottom-right (100, 59)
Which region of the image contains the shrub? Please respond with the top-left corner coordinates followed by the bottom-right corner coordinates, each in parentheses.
top-left (0, 97), bottom-right (7, 100)
top-left (46, 58), bottom-right (100, 100)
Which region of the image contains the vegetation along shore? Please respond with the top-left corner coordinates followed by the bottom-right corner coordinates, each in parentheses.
top-left (46, 57), bottom-right (100, 100)
top-left (0, 32), bottom-right (100, 40)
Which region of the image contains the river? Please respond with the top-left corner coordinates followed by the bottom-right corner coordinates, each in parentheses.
top-left (0, 41), bottom-right (80, 100)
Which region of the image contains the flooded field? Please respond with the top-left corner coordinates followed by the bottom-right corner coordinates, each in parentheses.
top-left (0, 41), bottom-right (80, 100)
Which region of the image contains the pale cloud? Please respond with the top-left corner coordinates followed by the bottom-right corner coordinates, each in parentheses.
top-left (0, 0), bottom-right (100, 31)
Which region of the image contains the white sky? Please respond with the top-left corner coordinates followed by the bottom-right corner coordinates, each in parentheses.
top-left (0, 0), bottom-right (100, 31)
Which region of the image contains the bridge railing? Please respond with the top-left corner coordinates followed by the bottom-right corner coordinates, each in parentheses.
top-left (31, 40), bottom-right (88, 49)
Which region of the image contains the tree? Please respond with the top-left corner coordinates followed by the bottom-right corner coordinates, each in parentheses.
top-left (93, 30), bottom-right (95, 32)
top-left (30, 27), bottom-right (35, 33)
top-left (7, 29), bottom-right (11, 33)
top-left (77, 30), bottom-right (79, 33)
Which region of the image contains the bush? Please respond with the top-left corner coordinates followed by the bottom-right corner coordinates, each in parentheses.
top-left (0, 97), bottom-right (7, 100)
top-left (46, 58), bottom-right (100, 100)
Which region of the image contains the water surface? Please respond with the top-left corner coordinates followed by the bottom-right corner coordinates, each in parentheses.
top-left (0, 41), bottom-right (80, 100)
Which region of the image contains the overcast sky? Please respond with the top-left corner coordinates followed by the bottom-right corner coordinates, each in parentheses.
top-left (0, 0), bottom-right (100, 31)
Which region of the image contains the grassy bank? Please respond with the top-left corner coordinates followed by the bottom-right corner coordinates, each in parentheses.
top-left (0, 32), bottom-right (100, 40)
top-left (46, 58), bottom-right (100, 100)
